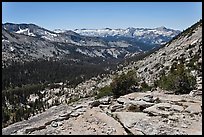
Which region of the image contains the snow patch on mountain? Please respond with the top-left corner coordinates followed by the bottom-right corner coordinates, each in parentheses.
top-left (106, 48), bottom-right (121, 58)
top-left (10, 46), bottom-right (14, 52)
top-left (53, 29), bottom-right (66, 33)
top-left (16, 27), bottom-right (36, 36)
top-left (76, 48), bottom-right (96, 57)
top-left (2, 39), bottom-right (10, 43)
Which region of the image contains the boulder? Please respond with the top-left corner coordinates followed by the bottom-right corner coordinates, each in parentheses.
top-left (116, 97), bottom-right (130, 104)
top-left (190, 90), bottom-right (202, 97)
top-left (73, 105), bottom-right (86, 110)
top-left (89, 100), bottom-right (101, 108)
top-left (189, 90), bottom-right (197, 97)
top-left (99, 96), bottom-right (111, 105)
top-left (70, 112), bottom-right (81, 117)
top-left (185, 104), bottom-right (202, 114)
top-left (109, 103), bottom-right (124, 112)
top-left (58, 110), bottom-right (72, 118)
top-left (197, 84), bottom-right (202, 90)
top-left (113, 112), bottom-right (150, 135)
top-left (130, 100), bottom-right (154, 110)
top-left (61, 107), bottom-right (127, 135)
top-left (143, 103), bottom-right (173, 116)
top-left (142, 95), bottom-right (154, 102)
top-left (170, 105), bottom-right (184, 112)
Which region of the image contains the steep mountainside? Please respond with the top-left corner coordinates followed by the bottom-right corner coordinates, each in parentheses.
top-left (121, 20), bottom-right (202, 87)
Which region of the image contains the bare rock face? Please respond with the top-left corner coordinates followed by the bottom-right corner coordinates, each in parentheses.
top-left (113, 112), bottom-right (149, 135)
top-left (2, 105), bottom-right (72, 135)
top-left (185, 104), bottom-right (202, 114)
top-left (57, 107), bottom-right (127, 135)
top-left (113, 91), bottom-right (202, 135)
top-left (30, 107), bottom-right (127, 135)
top-left (2, 90), bottom-right (202, 135)
top-left (143, 103), bottom-right (174, 116)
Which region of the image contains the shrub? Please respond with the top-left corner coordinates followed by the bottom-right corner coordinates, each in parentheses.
top-left (95, 70), bottom-right (139, 99)
top-left (95, 85), bottom-right (113, 99)
top-left (186, 53), bottom-right (200, 70)
top-left (127, 104), bottom-right (141, 112)
top-left (141, 81), bottom-right (152, 92)
top-left (67, 97), bottom-right (80, 104)
top-left (111, 70), bottom-right (138, 98)
top-left (156, 62), bottom-right (196, 94)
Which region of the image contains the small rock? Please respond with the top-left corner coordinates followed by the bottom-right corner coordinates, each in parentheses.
top-left (162, 118), bottom-right (168, 122)
top-left (181, 124), bottom-right (188, 128)
top-left (106, 130), bottom-right (113, 135)
top-left (70, 112), bottom-right (80, 117)
top-left (142, 95), bottom-right (153, 102)
top-left (157, 103), bottom-right (171, 109)
top-left (99, 96), bottom-right (111, 105)
top-left (130, 100), bottom-right (154, 110)
top-left (89, 100), bottom-right (101, 107)
top-left (117, 97), bottom-right (129, 104)
top-left (153, 97), bottom-right (161, 103)
top-left (59, 110), bottom-right (72, 117)
top-left (87, 127), bottom-right (91, 130)
top-left (51, 121), bottom-right (58, 128)
top-left (197, 80), bottom-right (202, 84)
top-left (110, 104), bottom-right (124, 112)
top-left (112, 128), bottom-right (116, 133)
top-left (197, 85), bottom-right (202, 90)
top-left (168, 115), bottom-right (179, 121)
top-left (170, 105), bottom-right (184, 112)
top-left (143, 103), bottom-right (173, 116)
top-left (99, 104), bottom-right (109, 110)
top-left (76, 107), bottom-right (87, 113)
top-left (194, 90), bottom-right (202, 96)
top-left (102, 123), bottom-right (107, 126)
top-left (93, 128), bottom-right (96, 132)
top-left (73, 105), bottom-right (84, 110)
top-left (58, 122), bottom-right (63, 126)
top-left (128, 96), bottom-right (135, 100)
top-left (189, 90), bottom-right (196, 96)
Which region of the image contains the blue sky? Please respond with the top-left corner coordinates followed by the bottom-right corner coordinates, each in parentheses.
top-left (2, 2), bottom-right (202, 31)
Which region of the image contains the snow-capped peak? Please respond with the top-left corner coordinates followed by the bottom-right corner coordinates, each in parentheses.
top-left (73, 27), bottom-right (181, 45)
top-left (53, 29), bottom-right (66, 33)
top-left (155, 26), bottom-right (167, 30)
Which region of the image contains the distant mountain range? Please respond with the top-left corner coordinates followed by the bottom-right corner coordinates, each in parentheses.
top-left (2, 23), bottom-right (180, 66)
top-left (65, 27), bottom-right (180, 45)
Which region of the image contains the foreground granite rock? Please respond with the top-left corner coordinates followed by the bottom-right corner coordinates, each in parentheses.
top-left (2, 90), bottom-right (202, 135)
